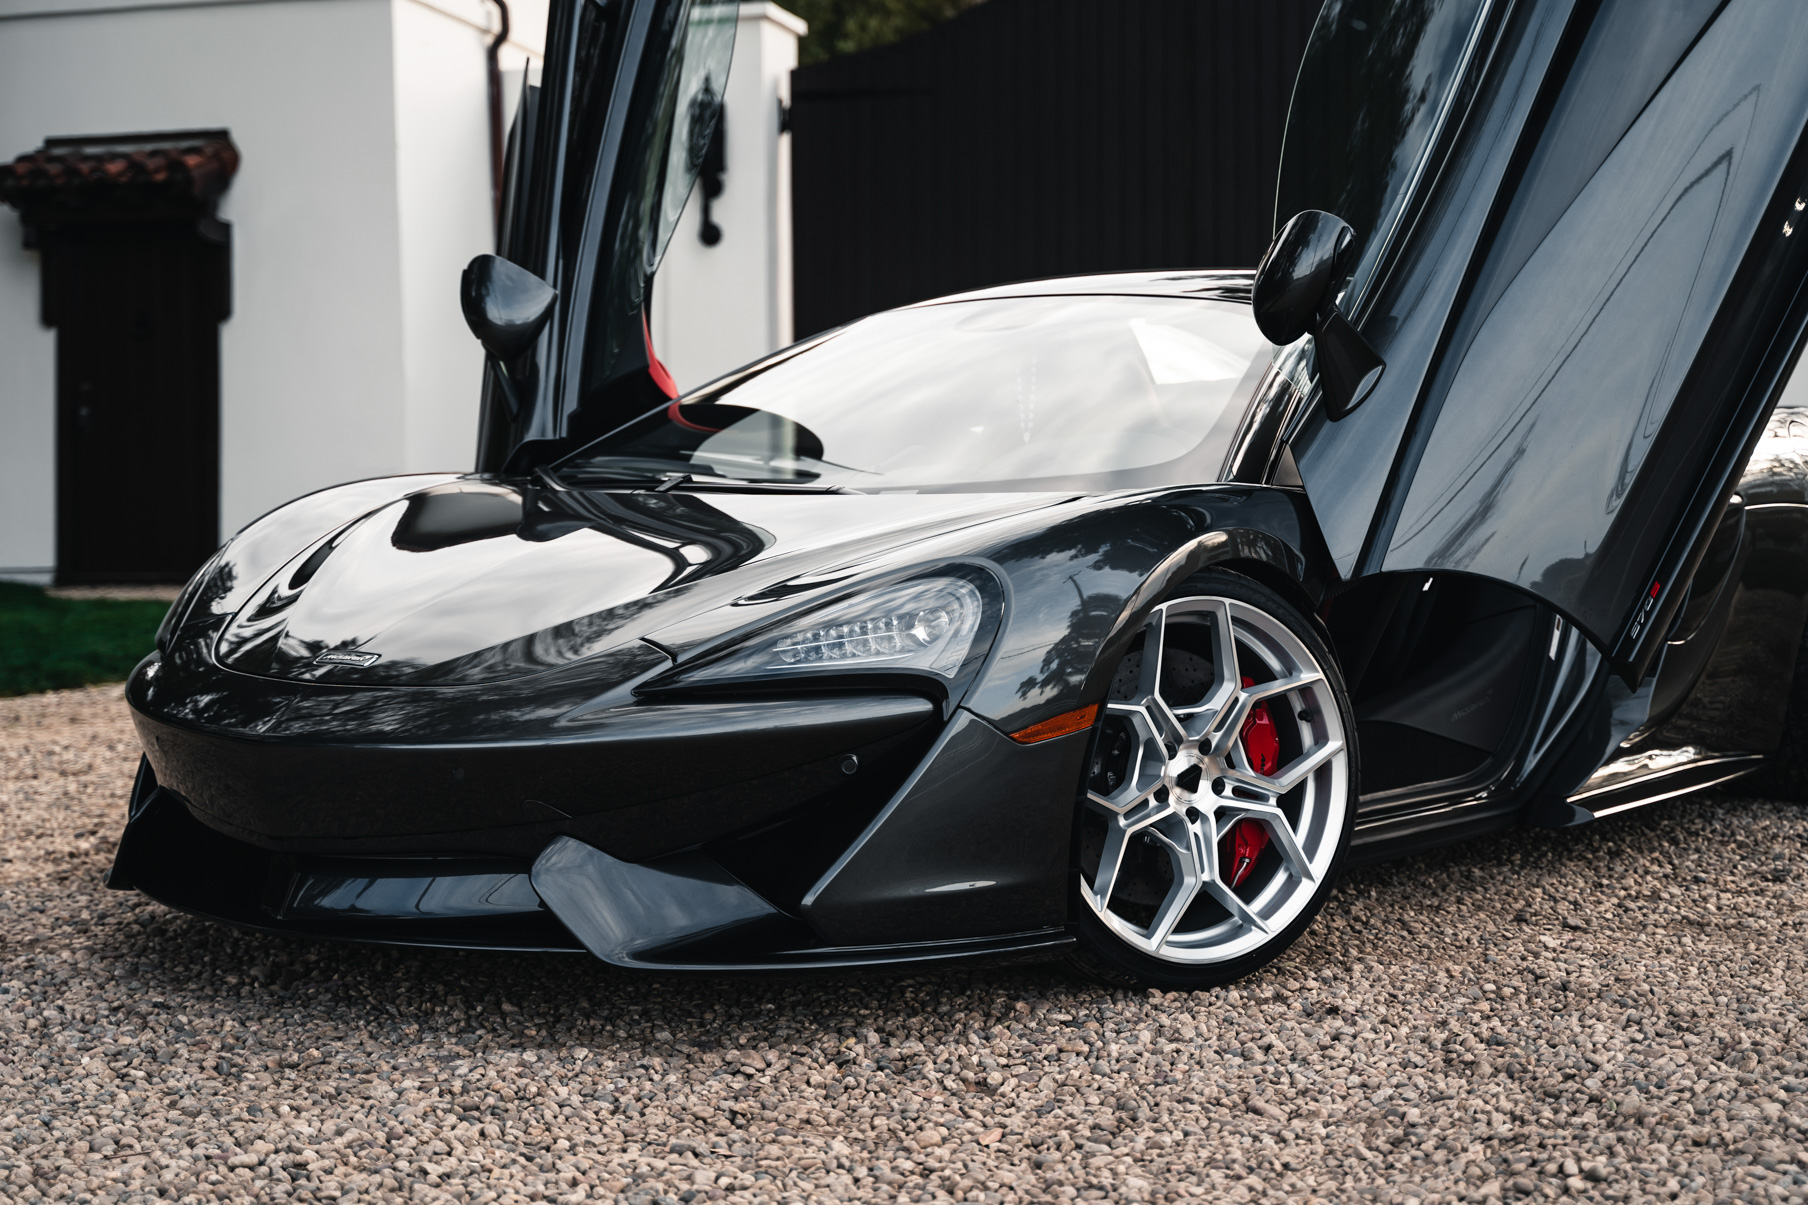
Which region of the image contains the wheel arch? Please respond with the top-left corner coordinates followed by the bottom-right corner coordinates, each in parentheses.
top-left (1082, 530), bottom-right (1324, 707)
top-left (963, 487), bottom-right (1338, 736)
top-left (1204, 555), bottom-right (1324, 636)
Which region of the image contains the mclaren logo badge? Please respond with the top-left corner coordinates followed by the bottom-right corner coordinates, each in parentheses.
top-left (315, 650), bottom-right (381, 668)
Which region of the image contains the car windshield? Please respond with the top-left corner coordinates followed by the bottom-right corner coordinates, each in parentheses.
top-left (554, 294), bottom-right (1272, 492)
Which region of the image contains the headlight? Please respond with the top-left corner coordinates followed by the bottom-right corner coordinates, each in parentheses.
top-left (671, 576), bottom-right (989, 686)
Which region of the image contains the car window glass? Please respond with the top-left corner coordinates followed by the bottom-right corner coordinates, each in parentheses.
top-left (1276, 0), bottom-right (1487, 309)
top-left (581, 0), bottom-right (737, 404)
top-left (646, 0), bottom-right (736, 276)
top-left (557, 296), bottom-right (1272, 492)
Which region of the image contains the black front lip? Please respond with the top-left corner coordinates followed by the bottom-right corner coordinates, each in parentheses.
top-left (111, 779), bottom-right (588, 953)
top-left (111, 769), bottom-right (1076, 970)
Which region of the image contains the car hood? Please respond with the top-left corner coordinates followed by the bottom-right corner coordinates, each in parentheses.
top-left (211, 479), bottom-right (1071, 687)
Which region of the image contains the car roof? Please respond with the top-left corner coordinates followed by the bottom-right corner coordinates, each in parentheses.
top-left (912, 269), bottom-right (1254, 308)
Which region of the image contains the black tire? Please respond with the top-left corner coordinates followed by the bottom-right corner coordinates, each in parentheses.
top-left (1745, 614), bottom-right (1808, 800)
top-left (1065, 569), bottom-right (1358, 990)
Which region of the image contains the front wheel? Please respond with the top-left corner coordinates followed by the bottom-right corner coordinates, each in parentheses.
top-left (1068, 571), bottom-right (1357, 989)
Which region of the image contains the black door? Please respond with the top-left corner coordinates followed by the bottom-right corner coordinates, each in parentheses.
top-left (44, 220), bottom-right (227, 583)
top-left (476, 0), bottom-right (737, 472)
top-left (1276, 0), bottom-right (1808, 684)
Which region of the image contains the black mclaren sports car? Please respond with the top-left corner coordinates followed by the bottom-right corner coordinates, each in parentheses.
top-left (112, 0), bottom-right (1808, 988)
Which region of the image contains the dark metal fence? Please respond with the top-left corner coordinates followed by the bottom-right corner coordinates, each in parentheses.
top-left (789, 0), bottom-right (1323, 336)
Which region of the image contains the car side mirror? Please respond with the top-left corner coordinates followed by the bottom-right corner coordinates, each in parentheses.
top-left (460, 254), bottom-right (557, 362)
top-left (1253, 210), bottom-right (1386, 419)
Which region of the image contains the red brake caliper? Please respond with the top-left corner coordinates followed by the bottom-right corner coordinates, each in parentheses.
top-left (1222, 676), bottom-right (1277, 888)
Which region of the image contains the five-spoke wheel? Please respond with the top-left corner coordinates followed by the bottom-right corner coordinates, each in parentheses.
top-left (1070, 572), bottom-right (1354, 987)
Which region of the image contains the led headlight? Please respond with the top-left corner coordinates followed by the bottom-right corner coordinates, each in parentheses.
top-left (676, 576), bottom-right (988, 685)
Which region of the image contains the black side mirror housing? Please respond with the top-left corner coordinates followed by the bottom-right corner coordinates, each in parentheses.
top-left (1252, 210), bottom-right (1351, 344)
top-left (1253, 210), bottom-right (1386, 419)
top-left (460, 254), bottom-right (557, 362)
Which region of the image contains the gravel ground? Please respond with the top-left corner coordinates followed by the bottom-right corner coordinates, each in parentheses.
top-left (3, 685), bottom-right (1807, 1205)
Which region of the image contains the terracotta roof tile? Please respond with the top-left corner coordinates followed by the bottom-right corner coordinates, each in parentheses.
top-left (0, 131), bottom-right (238, 222)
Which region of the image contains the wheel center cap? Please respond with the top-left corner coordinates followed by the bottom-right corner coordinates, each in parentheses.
top-left (1172, 763), bottom-right (1204, 796)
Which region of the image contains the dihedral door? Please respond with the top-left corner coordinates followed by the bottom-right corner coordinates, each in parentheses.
top-left (476, 0), bottom-right (735, 472)
top-left (1281, 0), bottom-right (1808, 682)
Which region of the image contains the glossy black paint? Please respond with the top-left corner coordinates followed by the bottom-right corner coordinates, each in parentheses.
top-left (134, 692), bottom-right (935, 859)
top-left (111, 0), bottom-right (1808, 974)
top-left (1280, 0), bottom-right (1808, 684)
top-left (1251, 209), bottom-right (1388, 418)
top-left (110, 769), bottom-right (585, 953)
top-left (801, 712), bottom-right (1090, 946)
top-left (1251, 209), bottom-right (1352, 346)
top-left (1287, 0), bottom-right (1575, 581)
top-left (132, 377), bottom-right (1808, 968)
top-left (1276, 0), bottom-right (1492, 317)
top-left (476, 0), bottom-right (732, 472)
top-left (138, 470), bottom-right (1332, 734)
top-left (122, 456), bottom-right (1342, 963)
top-left (460, 253), bottom-right (557, 363)
top-left (1313, 307), bottom-right (1387, 421)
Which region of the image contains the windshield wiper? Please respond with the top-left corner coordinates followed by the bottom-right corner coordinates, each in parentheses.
top-left (540, 465), bottom-right (671, 489)
top-left (652, 473), bottom-right (863, 495)
top-left (544, 465), bottom-right (862, 494)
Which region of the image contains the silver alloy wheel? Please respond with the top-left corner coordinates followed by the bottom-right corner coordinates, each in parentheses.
top-left (1080, 595), bottom-right (1350, 964)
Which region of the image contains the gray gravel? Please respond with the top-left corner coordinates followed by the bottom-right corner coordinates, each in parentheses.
top-left (3, 684), bottom-right (1808, 1205)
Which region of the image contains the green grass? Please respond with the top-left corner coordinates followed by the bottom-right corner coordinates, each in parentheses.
top-left (0, 582), bottom-right (169, 696)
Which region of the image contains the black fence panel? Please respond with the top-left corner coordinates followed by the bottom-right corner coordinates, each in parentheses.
top-left (790, 0), bottom-right (1323, 336)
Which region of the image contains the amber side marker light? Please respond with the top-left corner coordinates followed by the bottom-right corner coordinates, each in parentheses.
top-left (1009, 703), bottom-right (1101, 745)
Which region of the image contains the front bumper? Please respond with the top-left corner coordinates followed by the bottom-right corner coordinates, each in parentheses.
top-left (110, 764), bottom-right (585, 952)
top-left (134, 690), bottom-right (939, 862)
top-left (118, 678), bottom-right (1094, 966)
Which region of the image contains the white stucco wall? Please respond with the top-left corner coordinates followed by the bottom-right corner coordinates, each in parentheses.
top-left (0, 0), bottom-right (539, 580)
top-left (392, 0), bottom-right (497, 476)
top-left (0, 204), bottom-right (55, 579)
top-left (391, 0), bottom-right (544, 472)
top-left (0, 0), bottom-right (792, 581)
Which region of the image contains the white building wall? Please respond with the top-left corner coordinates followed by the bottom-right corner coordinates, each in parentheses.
top-left (391, 0), bottom-right (498, 475)
top-left (652, 1), bottom-right (804, 392)
top-left (390, 0), bottom-right (545, 473)
top-left (0, 205), bottom-right (55, 578)
top-left (0, 0), bottom-right (540, 580)
top-left (0, 0), bottom-right (405, 578)
top-left (0, 0), bottom-right (792, 580)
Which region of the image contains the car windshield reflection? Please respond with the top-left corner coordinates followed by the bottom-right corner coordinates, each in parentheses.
top-left (555, 295), bottom-right (1271, 492)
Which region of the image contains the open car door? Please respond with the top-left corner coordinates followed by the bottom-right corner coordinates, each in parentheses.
top-left (1279, 0), bottom-right (1808, 685)
top-left (475, 0), bottom-right (736, 473)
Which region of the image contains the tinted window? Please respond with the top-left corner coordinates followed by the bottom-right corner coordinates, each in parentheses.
top-left (581, 0), bottom-right (736, 401)
top-left (557, 296), bottom-right (1271, 492)
top-left (1276, 0), bottom-right (1487, 307)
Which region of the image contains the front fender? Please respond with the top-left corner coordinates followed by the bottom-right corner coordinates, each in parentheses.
top-left (964, 486), bottom-right (1333, 734)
